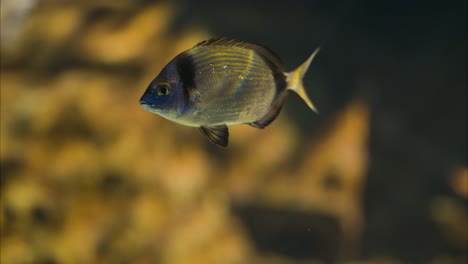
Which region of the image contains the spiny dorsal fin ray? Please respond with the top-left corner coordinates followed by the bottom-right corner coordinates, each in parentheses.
top-left (199, 124), bottom-right (229, 147)
top-left (193, 37), bottom-right (283, 69)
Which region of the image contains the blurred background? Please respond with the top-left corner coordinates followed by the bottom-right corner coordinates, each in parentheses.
top-left (0, 0), bottom-right (466, 263)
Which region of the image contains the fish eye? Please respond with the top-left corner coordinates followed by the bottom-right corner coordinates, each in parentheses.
top-left (156, 82), bottom-right (171, 96)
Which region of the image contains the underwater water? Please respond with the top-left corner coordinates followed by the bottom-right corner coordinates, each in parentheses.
top-left (0, 0), bottom-right (466, 263)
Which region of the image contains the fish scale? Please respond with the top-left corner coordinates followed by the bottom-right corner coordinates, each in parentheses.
top-left (191, 63), bottom-right (274, 125)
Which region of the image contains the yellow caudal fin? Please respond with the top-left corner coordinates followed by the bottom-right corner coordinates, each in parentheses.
top-left (285, 48), bottom-right (320, 113)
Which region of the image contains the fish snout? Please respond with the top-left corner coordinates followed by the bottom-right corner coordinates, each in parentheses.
top-left (139, 98), bottom-right (155, 110)
top-left (139, 94), bottom-right (153, 106)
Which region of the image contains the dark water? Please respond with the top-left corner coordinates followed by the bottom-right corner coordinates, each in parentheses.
top-left (176, 0), bottom-right (467, 261)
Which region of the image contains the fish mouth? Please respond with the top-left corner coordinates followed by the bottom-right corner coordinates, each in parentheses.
top-left (139, 100), bottom-right (156, 107)
top-left (139, 100), bottom-right (152, 109)
top-left (139, 100), bottom-right (159, 112)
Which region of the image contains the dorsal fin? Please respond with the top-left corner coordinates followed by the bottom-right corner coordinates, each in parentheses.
top-left (193, 37), bottom-right (283, 69)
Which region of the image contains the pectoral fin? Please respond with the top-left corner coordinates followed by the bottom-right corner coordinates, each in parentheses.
top-left (249, 89), bottom-right (289, 129)
top-left (200, 125), bottom-right (229, 147)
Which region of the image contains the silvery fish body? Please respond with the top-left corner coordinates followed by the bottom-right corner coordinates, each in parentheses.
top-left (140, 38), bottom-right (319, 147)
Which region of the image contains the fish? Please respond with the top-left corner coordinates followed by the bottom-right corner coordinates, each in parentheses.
top-left (139, 37), bottom-right (319, 147)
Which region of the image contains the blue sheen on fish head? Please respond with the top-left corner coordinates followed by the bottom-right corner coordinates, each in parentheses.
top-left (139, 60), bottom-right (186, 118)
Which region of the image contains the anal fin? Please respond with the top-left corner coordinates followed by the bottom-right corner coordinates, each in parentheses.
top-left (200, 124), bottom-right (229, 147)
top-left (249, 90), bottom-right (289, 129)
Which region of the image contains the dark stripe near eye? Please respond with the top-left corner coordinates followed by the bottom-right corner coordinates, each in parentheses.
top-left (175, 53), bottom-right (196, 104)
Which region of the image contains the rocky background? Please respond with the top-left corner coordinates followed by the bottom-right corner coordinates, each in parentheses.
top-left (0, 0), bottom-right (466, 264)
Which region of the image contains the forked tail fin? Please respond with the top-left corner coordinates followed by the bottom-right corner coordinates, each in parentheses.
top-left (285, 48), bottom-right (320, 113)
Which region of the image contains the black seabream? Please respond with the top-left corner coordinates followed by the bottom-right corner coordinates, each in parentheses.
top-left (139, 37), bottom-right (320, 147)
